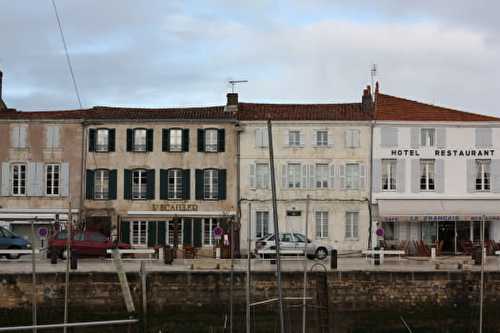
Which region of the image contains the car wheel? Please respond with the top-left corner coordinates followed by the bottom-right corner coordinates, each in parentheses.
top-left (315, 247), bottom-right (328, 260)
top-left (7, 247), bottom-right (21, 260)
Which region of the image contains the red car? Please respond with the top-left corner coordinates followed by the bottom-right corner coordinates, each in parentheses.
top-left (48, 230), bottom-right (130, 258)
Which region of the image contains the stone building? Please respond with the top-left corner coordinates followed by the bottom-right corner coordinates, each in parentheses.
top-left (237, 88), bottom-right (373, 254)
top-left (372, 85), bottom-right (500, 254)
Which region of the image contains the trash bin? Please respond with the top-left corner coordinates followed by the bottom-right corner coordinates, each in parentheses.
top-left (472, 244), bottom-right (482, 265)
top-left (374, 246), bottom-right (380, 265)
top-left (164, 245), bottom-right (174, 265)
top-left (70, 250), bottom-right (78, 270)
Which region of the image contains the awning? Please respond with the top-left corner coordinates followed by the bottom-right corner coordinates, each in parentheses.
top-left (377, 199), bottom-right (500, 222)
top-left (0, 208), bottom-right (79, 222)
top-left (126, 210), bottom-right (236, 218)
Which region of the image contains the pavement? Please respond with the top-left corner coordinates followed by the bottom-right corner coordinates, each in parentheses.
top-left (1, 254), bottom-right (500, 274)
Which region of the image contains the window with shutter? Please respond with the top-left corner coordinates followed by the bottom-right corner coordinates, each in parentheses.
top-left (96, 129), bottom-right (110, 152)
top-left (217, 129), bottom-right (225, 152)
top-left (205, 129), bottom-right (218, 152)
top-left (203, 169), bottom-right (219, 200)
top-left (45, 164), bottom-right (60, 196)
top-left (94, 169), bottom-right (110, 200)
top-left (11, 163), bottom-right (26, 196)
top-left (183, 169), bottom-right (191, 200)
top-left (169, 128), bottom-right (183, 151)
top-left (167, 169), bottom-right (183, 199)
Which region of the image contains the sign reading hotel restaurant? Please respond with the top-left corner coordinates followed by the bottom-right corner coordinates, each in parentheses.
top-left (390, 149), bottom-right (495, 157)
top-left (152, 203), bottom-right (198, 212)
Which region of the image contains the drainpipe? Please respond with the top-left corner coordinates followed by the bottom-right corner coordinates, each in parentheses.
top-left (79, 120), bottom-right (87, 227)
top-left (368, 118), bottom-right (374, 250)
top-left (236, 121), bottom-right (242, 257)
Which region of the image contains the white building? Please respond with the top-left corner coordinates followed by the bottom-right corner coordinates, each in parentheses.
top-left (238, 89), bottom-right (373, 254)
top-left (372, 90), bottom-right (500, 254)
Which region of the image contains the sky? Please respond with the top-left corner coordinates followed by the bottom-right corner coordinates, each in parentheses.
top-left (0, 0), bottom-right (499, 116)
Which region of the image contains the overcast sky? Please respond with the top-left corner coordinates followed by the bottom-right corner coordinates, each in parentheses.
top-left (1, 1), bottom-right (499, 116)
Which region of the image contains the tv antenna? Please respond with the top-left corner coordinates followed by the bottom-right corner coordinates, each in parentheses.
top-left (370, 64), bottom-right (377, 94)
top-left (228, 80), bottom-right (248, 93)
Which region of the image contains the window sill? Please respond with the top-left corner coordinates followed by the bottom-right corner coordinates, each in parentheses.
top-left (381, 190), bottom-right (397, 192)
top-left (312, 145), bottom-right (333, 148)
top-left (345, 238), bottom-right (359, 241)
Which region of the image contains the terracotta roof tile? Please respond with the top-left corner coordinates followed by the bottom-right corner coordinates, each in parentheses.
top-left (375, 93), bottom-right (500, 122)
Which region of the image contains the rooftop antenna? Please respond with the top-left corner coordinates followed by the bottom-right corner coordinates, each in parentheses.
top-left (370, 64), bottom-right (377, 95)
top-left (228, 80), bottom-right (248, 93)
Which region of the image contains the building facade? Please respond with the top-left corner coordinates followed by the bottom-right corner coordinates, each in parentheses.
top-left (238, 89), bottom-right (373, 254)
top-left (372, 91), bottom-right (500, 254)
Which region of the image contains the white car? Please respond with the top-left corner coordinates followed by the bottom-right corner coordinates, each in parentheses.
top-left (255, 232), bottom-right (332, 260)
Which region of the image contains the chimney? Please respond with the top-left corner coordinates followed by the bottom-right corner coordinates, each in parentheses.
top-left (224, 92), bottom-right (238, 112)
top-left (362, 85), bottom-right (373, 113)
top-left (0, 70), bottom-right (5, 110)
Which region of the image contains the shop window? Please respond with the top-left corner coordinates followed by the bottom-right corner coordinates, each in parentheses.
top-left (316, 164), bottom-right (329, 188)
top-left (382, 222), bottom-right (399, 241)
top-left (345, 212), bottom-right (359, 240)
top-left (420, 128), bottom-right (435, 147)
top-left (315, 211), bottom-right (329, 239)
top-left (46, 164), bottom-right (60, 196)
top-left (420, 159), bottom-right (435, 191)
top-left (203, 218), bottom-right (216, 246)
top-left (94, 169), bottom-right (110, 200)
top-left (11, 163), bottom-right (26, 196)
top-left (382, 159), bottom-right (396, 191)
top-left (132, 169), bottom-right (148, 199)
top-left (255, 211), bottom-right (270, 239)
top-left (475, 160), bottom-right (491, 192)
top-left (345, 163), bottom-right (360, 190)
top-left (130, 221), bottom-right (147, 247)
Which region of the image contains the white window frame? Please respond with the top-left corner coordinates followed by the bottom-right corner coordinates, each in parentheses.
top-left (94, 169), bottom-right (110, 200)
top-left (315, 164), bottom-right (329, 188)
top-left (130, 221), bottom-right (147, 248)
top-left (169, 128), bottom-right (183, 152)
top-left (46, 126), bottom-right (60, 148)
top-left (255, 163), bottom-right (270, 189)
top-left (11, 126), bottom-right (27, 148)
top-left (132, 169), bottom-right (148, 200)
top-left (204, 169), bottom-right (219, 200)
top-left (168, 169), bottom-right (183, 199)
top-left (287, 163), bottom-right (301, 188)
top-left (45, 163), bottom-right (60, 196)
top-left (288, 130), bottom-right (301, 147)
top-left (345, 211), bottom-right (359, 240)
top-left (382, 159), bottom-right (397, 191)
top-left (345, 163), bottom-right (360, 190)
top-left (255, 211), bottom-right (270, 239)
top-left (315, 211), bottom-right (329, 239)
top-left (11, 163), bottom-right (26, 196)
top-left (420, 128), bottom-right (435, 147)
top-left (315, 130), bottom-right (328, 147)
top-left (345, 129), bottom-right (360, 148)
top-left (203, 218), bottom-right (216, 246)
top-left (133, 128), bottom-right (147, 152)
top-left (96, 129), bottom-right (109, 152)
top-left (420, 159), bottom-right (435, 191)
top-left (205, 129), bottom-right (218, 152)
top-left (476, 159), bottom-right (491, 192)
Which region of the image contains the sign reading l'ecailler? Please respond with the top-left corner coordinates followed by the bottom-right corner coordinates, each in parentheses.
top-left (390, 149), bottom-right (495, 157)
top-left (152, 203), bottom-right (198, 211)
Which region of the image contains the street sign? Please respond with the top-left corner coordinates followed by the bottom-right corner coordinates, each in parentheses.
top-left (213, 226), bottom-right (224, 240)
top-left (376, 228), bottom-right (384, 237)
top-left (37, 227), bottom-right (49, 239)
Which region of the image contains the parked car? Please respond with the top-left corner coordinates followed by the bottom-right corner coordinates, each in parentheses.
top-left (48, 230), bottom-right (130, 258)
top-left (255, 232), bottom-right (331, 260)
top-left (0, 226), bottom-right (31, 259)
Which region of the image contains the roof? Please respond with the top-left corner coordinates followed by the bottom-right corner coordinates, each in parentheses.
top-left (375, 93), bottom-right (500, 122)
top-left (238, 102), bottom-right (371, 121)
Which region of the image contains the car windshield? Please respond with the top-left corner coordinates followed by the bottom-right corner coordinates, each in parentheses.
top-left (74, 233), bottom-right (85, 241)
top-left (294, 234), bottom-right (306, 242)
top-left (88, 232), bottom-right (107, 242)
top-left (0, 227), bottom-right (15, 238)
top-left (280, 233), bottom-right (293, 242)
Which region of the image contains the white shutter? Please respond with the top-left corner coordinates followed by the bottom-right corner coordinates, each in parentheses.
top-left (299, 131), bottom-right (305, 147)
top-left (328, 130), bottom-right (334, 147)
top-left (475, 128), bottom-right (492, 148)
top-left (284, 129), bottom-right (289, 147)
top-left (435, 160), bottom-right (445, 193)
top-left (1, 162), bottom-right (10, 196)
top-left (281, 164), bottom-right (288, 189)
top-left (53, 126), bottom-right (60, 147)
top-left (491, 160), bottom-right (500, 193)
top-left (61, 162), bottom-right (69, 197)
top-left (338, 165), bottom-right (346, 190)
top-left (27, 162), bottom-right (36, 196)
top-left (354, 130), bottom-right (360, 148)
top-left (329, 164), bottom-right (335, 188)
top-left (301, 164), bottom-right (307, 188)
top-left (255, 128), bottom-right (262, 148)
top-left (312, 130), bottom-right (317, 146)
top-left (10, 127), bottom-right (19, 148)
top-left (344, 130), bottom-right (351, 148)
top-left (466, 159), bottom-right (476, 193)
top-left (410, 128), bottom-right (419, 148)
top-left (309, 164), bottom-right (316, 189)
top-left (372, 159), bottom-right (381, 193)
top-left (411, 159), bottom-right (420, 193)
top-left (19, 126), bottom-right (27, 148)
top-left (262, 128), bottom-right (269, 148)
top-left (381, 127), bottom-right (398, 147)
top-left (436, 128), bottom-right (446, 148)
top-left (249, 163), bottom-right (256, 189)
top-left (396, 160), bottom-right (406, 193)
top-left (359, 164), bottom-right (366, 190)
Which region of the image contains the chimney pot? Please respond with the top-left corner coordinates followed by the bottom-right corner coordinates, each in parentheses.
top-left (224, 93), bottom-right (238, 112)
top-left (0, 70), bottom-right (3, 100)
top-left (375, 81), bottom-right (380, 93)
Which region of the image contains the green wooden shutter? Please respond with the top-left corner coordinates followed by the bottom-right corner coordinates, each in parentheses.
top-left (193, 219), bottom-right (202, 247)
top-left (126, 129), bottom-right (133, 151)
top-left (85, 169), bottom-right (95, 200)
top-left (217, 129), bottom-right (225, 152)
top-left (197, 129), bottom-right (205, 152)
top-left (158, 221), bottom-right (166, 245)
top-left (195, 169), bottom-right (204, 200)
top-left (147, 169), bottom-right (155, 200)
top-left (88, 129), bottom-right (96, 152)
top-left (160, 169), bottom-right (168, 200)
top-left (146, 129), bottom-right (154, 152)
top-left (108, 129), bottom-right (116, 152)
top-left (121, 221), bottom-right (130, 244)
top-left (218, 169), bottom-right (227, 200)
top-left (109, 170), bottom-right (117, 200)
top-left (183, 219), bottom-right (192, 245)
top-left (182, 129), bottom-right (189, 152)
top-left (162, 129), bottom-right (170, 152)
top-left (147, 221), bottom-right (157, 247)
top-left (183, 169), bottom-right (191, 200)
top-left (124, 169), bottom-right (132, 200)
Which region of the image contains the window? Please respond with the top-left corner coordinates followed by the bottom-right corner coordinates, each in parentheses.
top-left (204, 169), bottom-right (219, 200)
top-left (316, 130), bottom-right (328, 146)
top-left (476, 160), bottom-right (491, 191)
top-left (345, 163), bottom-right (360, 190)
top-left (133, 129), bottom-right (147, 152)
top-left (256, 211), bottom-right (270, 238)
top-left (132, 170), bottom-right (147, 199)
top-left (287, 163), bottom-right (301, 188)
top-left (382, 159), bottom-right (396, 191)
top-left (11, 126), bottom-right (27, 148)
top-left (46, 164), bottom-right (60, 196)
top-left (420, 128), bottom-right (435, 147)
top-left (131, 221), bottom-right (147, 247)
top-left (166, 220), bottom-right (183, 245)
top-left (316, 164), bottom-right (329, 188)
top-left (345, 212), bottom-right (359, 239)
top-left (315, 211), bottom-right (329, 239)
top-left (382, 222), bottom-right (399, 241)
top-left (168, 169), bottom-right (183, 199)
top-left (255, 128), bottom-right (268, 148)
top-left (11, 163), bottom-right (26, 196)
top-left (345, 129), bottom-right (360, 148)
top-left (288, 130), bottom-right (301, 147)
top-left (46, 126), bottom-right (60, 148)
top-left (96, 129), bottom-right (109, 152)
top-left (256, 163), bottom-right (270, 189)
top-left (203, 218), bottom-right (216, 246)
top-left (170, 129), bottom-right (183, 152)
top-left (94, 169), bottom-right (110, 200)
top-left (205, 129), bottom-right (218, 152)
top-left (420, 160), bottom-right (435, 191)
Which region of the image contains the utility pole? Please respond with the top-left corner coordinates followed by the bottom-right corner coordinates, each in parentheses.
top-left (246, 203), bottom-right (252, 333)
top-left (479, 214), bottom-right (485, 333)
top-left (63, 201), bottom-right (72, 333)
top-left (302, 195), bottom-right (310, 333)
top-left (31, 218), bottom-right (37, 333)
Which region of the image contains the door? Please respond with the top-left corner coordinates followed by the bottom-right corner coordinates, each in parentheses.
top-left (438, 221), bottom-right (455, 254)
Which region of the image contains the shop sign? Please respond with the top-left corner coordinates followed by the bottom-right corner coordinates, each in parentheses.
top-left (390, 149), bottom-right (495, 158)
top-left (382, 215), bottom-right (500, 222)
top-left (152, 203), bottom-right (198, 212)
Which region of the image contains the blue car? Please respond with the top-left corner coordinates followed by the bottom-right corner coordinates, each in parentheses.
top-left (0, 226), bottom-right (31, 259)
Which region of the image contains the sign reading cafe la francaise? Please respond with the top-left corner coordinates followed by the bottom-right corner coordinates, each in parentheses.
top-left (390, 149), bottom-right (495, 157)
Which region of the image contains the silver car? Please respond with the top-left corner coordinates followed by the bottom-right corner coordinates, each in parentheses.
top-left (255, 232), bottom-right (332, 260)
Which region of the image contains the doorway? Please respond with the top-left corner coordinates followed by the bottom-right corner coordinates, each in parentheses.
top-left (438, 221), bottom-right (455, 254)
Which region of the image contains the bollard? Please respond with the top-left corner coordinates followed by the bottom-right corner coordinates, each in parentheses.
top-left (70, 251), bottom-right (78, 270)
top-left (374, 246), bottom-right (380, 265)
top-left (163, 245), bottom-right (173, 265)
top-left (431, 247), bottom-right (436, 259)
top-left (50, 248), bottom-right (58, 265)
top-left (330, 249), bottom-right (337, 269)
